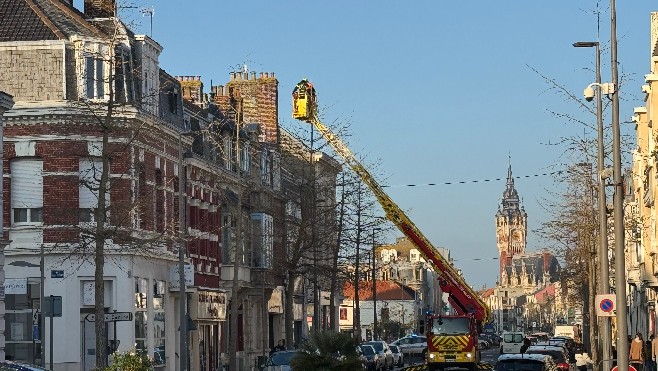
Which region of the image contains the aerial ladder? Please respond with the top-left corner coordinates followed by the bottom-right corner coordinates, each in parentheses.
top-left (293, 79), bottom-right (491, 371)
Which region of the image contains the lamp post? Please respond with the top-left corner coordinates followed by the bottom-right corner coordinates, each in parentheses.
top-left (573, 40), bottom-right (612, 366)
top-left (178, 131), bottom-right (195, 371)
top-left (372, 228), bottom-right (380, 341)
top-left (609, 2), bottom-right (629, 370)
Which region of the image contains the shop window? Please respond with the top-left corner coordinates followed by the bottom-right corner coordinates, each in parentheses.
top-left (5, 279), bottom-right (42, 364)
top-left (153, 280), bottom-right (165, 365)
top-left (134, 277), bottom-right (148, 353)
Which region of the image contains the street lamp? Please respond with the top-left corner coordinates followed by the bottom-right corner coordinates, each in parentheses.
top-left (608, 1), bottom-right (629, 370)
top-left (574, 40), bottom-right (612, 366)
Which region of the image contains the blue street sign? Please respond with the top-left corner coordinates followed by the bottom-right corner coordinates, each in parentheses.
top-left (33, 324), bottom-right (39, 341)
top-left (51, 270), bottom-right (64, 279)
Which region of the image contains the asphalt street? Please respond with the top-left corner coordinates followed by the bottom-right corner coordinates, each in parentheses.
top-left (393, 345), bottom-right (500, 371)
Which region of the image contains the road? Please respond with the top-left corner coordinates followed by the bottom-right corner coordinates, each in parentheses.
top-left (393, 345), bottom-right (501, 370)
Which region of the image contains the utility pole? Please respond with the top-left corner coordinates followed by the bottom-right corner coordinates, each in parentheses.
top-left (372, 228), bottom-right (380, 341)
top-left (178, 133), bottom-right (188, 371)
top-left (610, 2), bottom-right (629, 371)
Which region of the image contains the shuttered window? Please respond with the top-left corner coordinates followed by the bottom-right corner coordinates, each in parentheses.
top-left (79, 158), bottom-right (108, 222)
top-left (10, 159), bottom-right (43, 224)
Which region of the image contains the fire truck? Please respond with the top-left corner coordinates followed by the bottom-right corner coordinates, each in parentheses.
top-left (293, 79), bottom-right (491, 371)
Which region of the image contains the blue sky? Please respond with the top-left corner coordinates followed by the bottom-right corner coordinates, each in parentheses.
top-left (82, 1), bottom-right (656, 288)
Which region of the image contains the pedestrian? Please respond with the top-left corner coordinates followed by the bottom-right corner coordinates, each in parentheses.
top-left (630, 332), bottom-right (646, 371)
top-left (576, 351), bottom-right (594, 371)
top-left (270, 339), bottom-right (286, 356)
top-left (646, 336), bottom-right (655, 371)
top-left (520, 338), bottom-right (532, 354)
top-left (651, 335), bottom-right (658, 371)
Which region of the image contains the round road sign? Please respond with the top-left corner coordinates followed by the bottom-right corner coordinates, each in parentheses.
top-left (612, 366), bottom-right (637, 371)
top-left (600, 298), bottom-right (614, 313)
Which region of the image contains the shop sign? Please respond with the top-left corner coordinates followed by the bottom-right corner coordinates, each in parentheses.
top-left (4, 278), bottom-right (27, 295)
top-left (197, 291), bottom-right (226, 320)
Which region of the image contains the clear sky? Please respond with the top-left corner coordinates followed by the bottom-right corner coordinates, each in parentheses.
top-left (81, 1), bottom-right (656, 289)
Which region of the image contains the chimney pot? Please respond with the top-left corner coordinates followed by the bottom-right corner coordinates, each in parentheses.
top-left (271, 72), bottom-right (275, 78)
top-left (260, 73), bottom-right (264, 78)
top-left (230, 72), bottom-right (236, 81)
top-left (84, 0), bottom-right (116, 18)
top-left (265, 73), bottom-right (269, 78)
top-left (250, 72), bottom-right (256, 80)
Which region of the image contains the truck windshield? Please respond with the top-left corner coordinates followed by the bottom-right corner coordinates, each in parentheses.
top-left (431, 317), bottom-right (470, 335)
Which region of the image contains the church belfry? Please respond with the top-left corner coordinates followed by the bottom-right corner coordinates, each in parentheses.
top-left (495, 164), bottom-right (528, 279)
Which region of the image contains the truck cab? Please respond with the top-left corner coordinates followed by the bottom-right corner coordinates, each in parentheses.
top-left (426, 315), bottom-right (479, 371)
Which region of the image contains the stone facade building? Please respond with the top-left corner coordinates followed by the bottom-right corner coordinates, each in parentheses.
top-left (492, 165), bottom-right (560, 332)
top-left (0, 1), bottom-right (339, 370)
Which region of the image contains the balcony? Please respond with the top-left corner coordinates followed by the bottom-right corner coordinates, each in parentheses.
top-left (220, 264), bottom-right (251, 284)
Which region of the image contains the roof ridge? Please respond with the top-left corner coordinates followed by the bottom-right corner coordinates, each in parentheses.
top-left (46, 0), bottom-right (104, 38)
top-left (25, 0), bottom-right (65, 39)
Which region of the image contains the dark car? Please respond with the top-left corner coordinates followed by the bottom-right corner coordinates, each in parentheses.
top-left (359, 344), bottom-right (385, 371)
top-left (495, 353), bottom-right (559, 371)
top-left (524, 345), bottom-right (571, 371)
top-left (0, 362), bottom-right (49, 371)
top-left (262, 350), bottom-right (300, 371)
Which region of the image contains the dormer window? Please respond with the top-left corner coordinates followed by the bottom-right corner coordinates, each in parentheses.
top-left (168, 89), bottom-right (179, 114)
top-left (85, 56), bottom-right (105, 99)
top-left (114, 46), bottom-right (134, 104)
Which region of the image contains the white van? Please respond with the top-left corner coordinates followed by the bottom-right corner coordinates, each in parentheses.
top-left (500, 332), bottom-right (525, 354)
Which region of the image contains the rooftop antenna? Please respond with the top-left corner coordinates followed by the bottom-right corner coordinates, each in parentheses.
top-left (140, 7), bottom-right (155, 37)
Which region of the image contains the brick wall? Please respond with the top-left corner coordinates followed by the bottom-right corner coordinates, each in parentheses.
top-left (0, 42), bottom-right (66, 101)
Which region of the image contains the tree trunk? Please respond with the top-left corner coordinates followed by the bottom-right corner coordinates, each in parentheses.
top-left (329, 174), bottom-right (346, 332)
top-left (94, 119), bottom-right (111, 368)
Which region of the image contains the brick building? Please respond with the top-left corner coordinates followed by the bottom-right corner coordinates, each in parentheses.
top-left (0, 1), bottom-right (300, 370)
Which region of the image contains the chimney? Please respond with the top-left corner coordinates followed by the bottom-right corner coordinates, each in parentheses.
top-left (84, 0), bottom-right (116, 18)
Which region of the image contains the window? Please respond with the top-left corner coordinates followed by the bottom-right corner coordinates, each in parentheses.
top-left (79, 158), bottom-right (107, 223)
top-left (134, 277), bottom-right (148, 353)
top-left (153, 280), bottom-right (165, 365)
top-left (168, 89), bottom-right (179, 114)
top-left (85, 56), bottom-right (105, 99)
top-left (250, 213), bottom-right (273, 268)
top-left (114, 47), bottom-right (134, 103)
top-left (223, 138), bottom-right (234, 171)
top-left (240, 143), bottom-right (250, 173)
top-left (260, 149), bottom-right (272, 185)
top-left (11, 159), bottom-right (43, 224)
top-left (5, 279), bottom-right (42, 363)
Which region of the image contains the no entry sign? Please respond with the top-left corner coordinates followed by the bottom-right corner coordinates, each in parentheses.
top-left (595, 294), bottom-right (616, 317)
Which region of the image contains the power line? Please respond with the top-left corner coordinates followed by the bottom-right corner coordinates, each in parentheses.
top-left (382, 170), bottom-right (564, 188)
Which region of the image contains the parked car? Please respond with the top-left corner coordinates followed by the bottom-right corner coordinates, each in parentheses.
top-left (359, 344), bottom-right (385, 371)
top-left (389, 344), bottom-right (404, 367)
top-left (362, 341), bottom-right (394, 370)
top-left (524, 345), bottom-right (571, 371)
top-left (494, 353), bottom-right (559, 371)
top-left (262, 350), bottom-right (300, 371)
top-left (0, 362), bottom-right (49, 371)
top-left (390, 334), bottom-right (428, 355)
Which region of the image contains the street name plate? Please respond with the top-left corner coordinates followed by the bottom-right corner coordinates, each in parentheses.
top-left (85, 312), bottom-right (133, 322)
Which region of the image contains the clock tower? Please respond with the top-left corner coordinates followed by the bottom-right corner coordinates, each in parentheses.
top-left (495, 164), bottom-right (527, 280)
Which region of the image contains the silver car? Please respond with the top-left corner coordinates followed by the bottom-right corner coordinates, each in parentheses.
top-left (390, 335), bottom-right (428, 355)
top-left (389, 344), bottom-right (404, 367)
top-left (363, 341), bottom-right (394, 370)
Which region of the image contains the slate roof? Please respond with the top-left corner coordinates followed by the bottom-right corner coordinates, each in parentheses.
top-left (503, 253), bottom-right (560, 285)
top-left (0, 0), bottom-right (103, 42)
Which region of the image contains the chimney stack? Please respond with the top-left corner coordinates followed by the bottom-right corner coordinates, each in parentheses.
top-left (84, 0), bottom-right (116, 18)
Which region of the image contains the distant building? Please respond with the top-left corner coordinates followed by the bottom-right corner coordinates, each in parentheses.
top-left (491, 165), bottom-right (560, 332)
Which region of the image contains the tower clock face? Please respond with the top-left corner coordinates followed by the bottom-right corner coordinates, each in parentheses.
top-left (512, 230), bottom-right (523, 242)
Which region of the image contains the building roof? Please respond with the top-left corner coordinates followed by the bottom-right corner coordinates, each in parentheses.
top-left (480, 287), bottom-right (495, 299)
top-left (343, 280), bottom-right (417, 301)
top-left (0, 0), bottom-right (104, 42)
